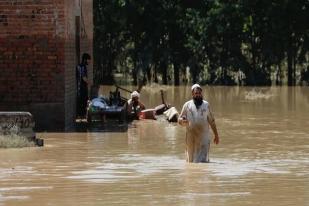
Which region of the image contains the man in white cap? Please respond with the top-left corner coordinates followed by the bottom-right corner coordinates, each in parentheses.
top-left (126, 91), bottom-right (145, 119)
top-left (178, 84), bottom-right (220, 163)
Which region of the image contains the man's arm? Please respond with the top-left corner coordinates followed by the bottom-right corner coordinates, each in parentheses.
top-left (81, 66), bottom-right (89, 84)
top-left (127, 100), bottom-right (133, 113)
top-left (209, 121), bottom-right (219, 144)
top-left (207, 105), bottom-right (219, 144)
top-left (139, 101), bottom-right (145, 110)
top-left (178, 103), bottom-right (188, 126)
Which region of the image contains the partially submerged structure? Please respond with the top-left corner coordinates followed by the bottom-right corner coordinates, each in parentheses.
top-left (0, 112), bottom-right (43, 147)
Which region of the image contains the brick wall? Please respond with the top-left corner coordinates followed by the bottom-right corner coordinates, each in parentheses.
top-left (0, 0), bottom-right (93, 131)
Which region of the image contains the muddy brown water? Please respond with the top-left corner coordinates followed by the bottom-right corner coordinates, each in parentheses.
top-left (0, 86), bottom-right (308, 206)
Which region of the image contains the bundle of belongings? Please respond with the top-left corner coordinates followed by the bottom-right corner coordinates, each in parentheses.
top-left (139, 104), bottom-right (179, 122)
top-left (86, 94), bottom-right (126, 123)
top-left (163, 107), bottom-right (179, 122)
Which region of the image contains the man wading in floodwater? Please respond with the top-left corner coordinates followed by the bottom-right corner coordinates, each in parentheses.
top-left (126, 91), bottom-right (145, 120)
top-left (178, 84), bottom-right (220, 163)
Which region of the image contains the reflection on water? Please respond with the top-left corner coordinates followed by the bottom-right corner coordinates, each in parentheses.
top-left (0, 86), bottom-right (308, 206)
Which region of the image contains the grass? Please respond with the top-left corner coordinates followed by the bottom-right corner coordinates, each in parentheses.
top-left (0, 134), bottom-right (35, 148)
top-left (0, 125), bottom-right (35, 148)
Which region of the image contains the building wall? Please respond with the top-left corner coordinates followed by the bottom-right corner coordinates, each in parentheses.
top-left (0, 0), bottom-right (93, 130)
top-left (63, 0), bottom-right (78, 130)
top-left (63, 0), bottom-right (93, 130)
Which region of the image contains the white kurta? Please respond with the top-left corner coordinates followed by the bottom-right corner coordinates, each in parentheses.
top-left (179, 100), bottom-right (215, 163)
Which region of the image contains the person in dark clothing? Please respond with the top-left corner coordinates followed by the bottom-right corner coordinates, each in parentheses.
top-left (76, 53), bottom-right (91, 119)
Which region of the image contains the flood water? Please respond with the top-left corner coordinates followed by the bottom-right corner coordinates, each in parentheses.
top-left (0, 86), bottom-right (308, 206)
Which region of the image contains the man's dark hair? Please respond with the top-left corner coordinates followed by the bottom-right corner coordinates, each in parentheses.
top-left (82, 53), bottom-right (91, 64)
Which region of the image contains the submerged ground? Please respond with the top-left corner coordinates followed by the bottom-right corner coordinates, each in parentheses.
top-left (0, 86), bottom-right (308, 206)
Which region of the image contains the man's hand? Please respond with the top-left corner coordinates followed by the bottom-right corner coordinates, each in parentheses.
top-left (213, 135), bottom-right (219, 145)
top-left (178, 117), bottom-right (189, 126)
top-left (182, 119), bottom-right (189, 126)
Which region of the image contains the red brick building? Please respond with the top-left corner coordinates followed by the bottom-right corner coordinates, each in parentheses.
top-left (0, 0), bottom-right (93, 130)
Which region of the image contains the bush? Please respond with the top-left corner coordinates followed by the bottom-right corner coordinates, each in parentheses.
top-left (0, 125), bottom-right (35, 148)
top-left (0, 134), bottom-right (35, 148)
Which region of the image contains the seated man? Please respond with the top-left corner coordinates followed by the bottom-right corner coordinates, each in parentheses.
top-left (126, 91), bottom-right (145, 120)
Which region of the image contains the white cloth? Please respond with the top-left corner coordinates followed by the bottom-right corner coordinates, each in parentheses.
top-left (91, 98), bottom-right (107, 108)
top-left (163, 107), bottom-right (179, 121)
top-left (179, 100), bottom-right (215, 163)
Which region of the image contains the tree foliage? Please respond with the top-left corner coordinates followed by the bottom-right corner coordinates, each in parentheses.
top-left (94, 0), bottom-right (309, 86)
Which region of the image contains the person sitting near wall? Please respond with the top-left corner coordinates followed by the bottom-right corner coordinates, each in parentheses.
top-left (126, 91), bottom-right (145, 120)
